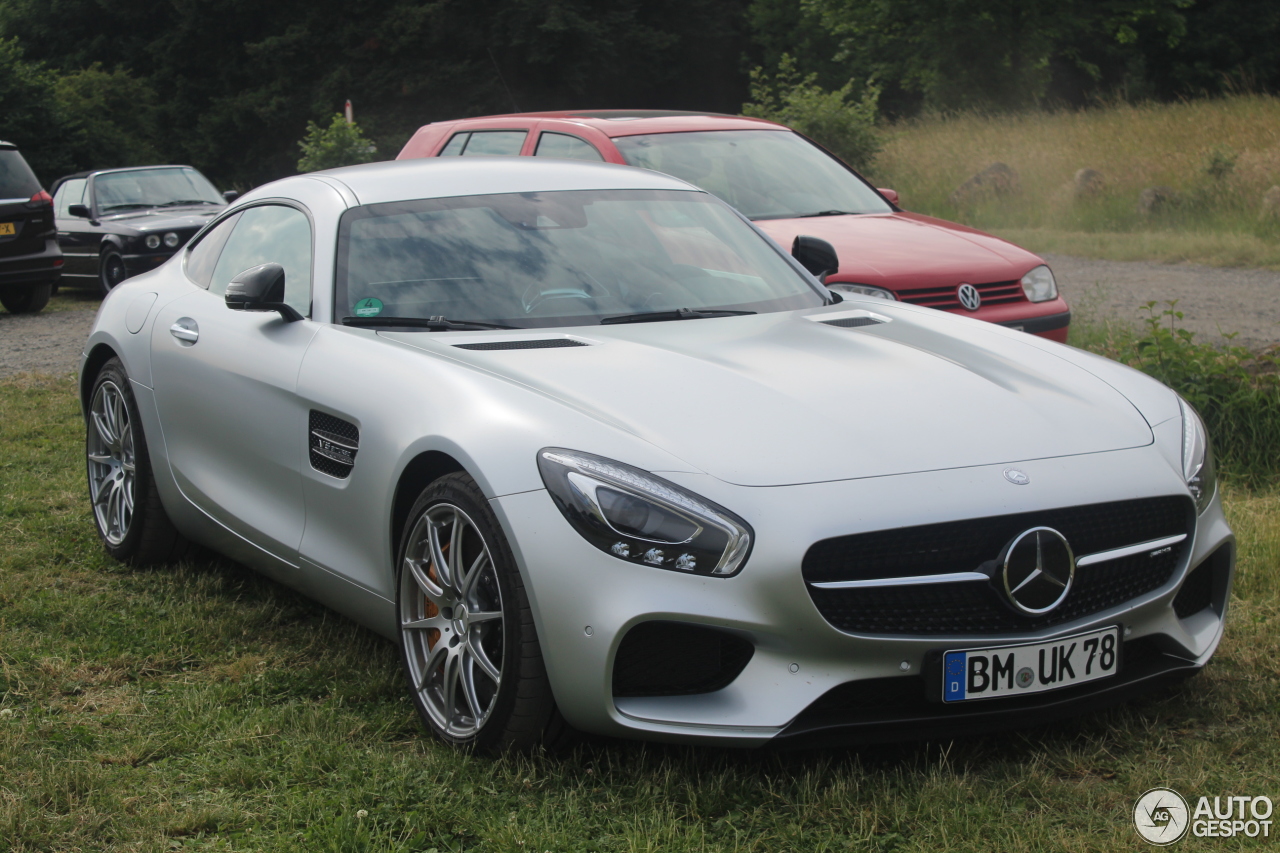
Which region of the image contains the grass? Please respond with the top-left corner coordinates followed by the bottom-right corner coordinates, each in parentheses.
top-left (2, 373), bottom-right (1278, 851)
top-left (871, 95), bottom-right (1280, 269)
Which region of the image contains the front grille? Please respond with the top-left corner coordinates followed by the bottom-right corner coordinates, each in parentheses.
top-left (804, 496), bottom-right (1192, 635)
top-left (612, 621), bottom-right (754, 697)
top-left (897, 280), bottom-right (1024, 310)
top-left (454, 339), bottom-right (586, 350)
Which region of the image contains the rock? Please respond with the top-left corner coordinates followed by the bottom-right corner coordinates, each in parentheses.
top-left (1137, 186), bottom-right (1179, 216)
top-left (949, 162), bottom-right (1020, 207)
top-left (1261, 186), bottom-right (1280, 220)
top-left (1073, 168), bottom-right (1104, 198)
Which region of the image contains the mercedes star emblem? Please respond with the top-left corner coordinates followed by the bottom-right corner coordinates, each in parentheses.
top-left (999, 527), bottom-right (1075, 615)
top-left (1003, 467), bottom-right (1031, 485)
top-left (957, 283), bottom-right (982, 311)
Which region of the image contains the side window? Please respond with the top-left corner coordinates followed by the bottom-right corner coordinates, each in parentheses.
top-left (209, 205), bottom-right (313, 315)
top-left (438, 133), bottom-right (469, 156)
top-left (54, 179), bottom-right (86, 218)
top-left (534, 133), bottom-right (604, 162)
top-left (458, 131), bottom-right (526, 156)
top-left (184, 212), bottom-right (241, 289)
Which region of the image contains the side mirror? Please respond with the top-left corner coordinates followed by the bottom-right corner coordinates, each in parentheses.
top-left (791, 235), bottom-right (839, 282)
top-left (222, 190), bottom-right (239, 202)
top-left (878, 188), bottom-right (899, 206)
top-left (68, 204), bottom-right (91, 218)
top-left (225, 263), bottom-right (303, 322)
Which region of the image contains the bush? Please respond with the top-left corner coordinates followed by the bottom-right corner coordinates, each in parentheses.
top-left (742, 54), bottom-right (880, 172)
top-left (296, 114), bottom-right (378, 173)
top-left (1088, 301), bottom-right (1280, 486)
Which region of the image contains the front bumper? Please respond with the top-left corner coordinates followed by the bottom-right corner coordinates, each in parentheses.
top-left (490, 444), bottom-right (1233, 747)
top-left (122, 251), bottom-right (177, 277)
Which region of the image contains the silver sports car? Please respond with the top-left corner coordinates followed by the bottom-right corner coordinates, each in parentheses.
top-left (80, 157), bottom-right (1234, 751)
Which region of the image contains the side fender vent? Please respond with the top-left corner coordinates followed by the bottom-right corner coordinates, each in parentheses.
top-left (454, 339), bottom-right (587, 351)
top-left (822, 316), bottom-right (884, 328)
top-left (310, 410), bottom-right (359, 479)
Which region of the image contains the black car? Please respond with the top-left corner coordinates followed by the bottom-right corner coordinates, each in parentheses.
top-left (52, 165), bottom-right (234, 295)
top-left (0, 140), bottom-right (62, 314)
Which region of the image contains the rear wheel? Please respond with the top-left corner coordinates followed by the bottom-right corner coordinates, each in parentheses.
top-left (0, 282), bottom-right (52, 313)
top-left (86, 358), bottom-right (187, 564)
top-left (396, 473), bottom-right (569, 752)
top-left (98, 250), bottom-right (127, 295)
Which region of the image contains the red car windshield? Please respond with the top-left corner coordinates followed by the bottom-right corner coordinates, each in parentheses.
top-left (614, 130), bottom-right (891, 221)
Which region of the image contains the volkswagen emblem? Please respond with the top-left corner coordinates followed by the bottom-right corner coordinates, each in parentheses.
top-left (999, 527), bottom-right (1074, 615)
top-left (1003, 467), bottom-right (1030, 485)
top-left (957, 283), bottom-right (981, 311)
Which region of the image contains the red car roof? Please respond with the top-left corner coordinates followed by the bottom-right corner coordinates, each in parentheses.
top-left (427, 110), bottom-right (786, 138)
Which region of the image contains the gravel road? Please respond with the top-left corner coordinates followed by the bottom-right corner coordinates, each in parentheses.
top-left (2, 256), bottom-right (1278, 379)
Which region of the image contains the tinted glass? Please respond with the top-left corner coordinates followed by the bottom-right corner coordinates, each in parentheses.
top-left (336, 189), bottom-right (823, 329)
top-left (438, 133), bottom-right (468, 156)
top-left (210, 206), bottom-right (312, 315)
top-left (0, 149), bottom-right (41, 199)
top-left (93, 167), bottom-right (224, 213)
top-left (459, 131), bottom-right (525, 156)
top-left (534, 133), bottom-right (604, 162)
top-left (614, 130), bottom-right (891, 220)
top-left (54, 179), bottom-right (87, 217)
top-left (184, 212), bottom-right (241, 289)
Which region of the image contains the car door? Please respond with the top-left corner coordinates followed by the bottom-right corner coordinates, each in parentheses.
top-left (52, 178), bottom-right (99, 280)
top-left (150, 203), bottom-right (318, 565)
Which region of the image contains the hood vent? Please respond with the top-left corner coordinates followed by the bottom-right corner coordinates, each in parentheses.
top-left (822, 316), bottom-right (884, 329)
top-left (454, 339), bottom-right (587, 351)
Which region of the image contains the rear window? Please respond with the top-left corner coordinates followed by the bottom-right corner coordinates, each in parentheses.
top-left (0, 149), bottom-right (41, 200)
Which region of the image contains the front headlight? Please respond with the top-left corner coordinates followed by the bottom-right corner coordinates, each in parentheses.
top-left (1020, 264), bottom-right (1057, 302)
top-left (537, 448), bottom-right (753, 576)
top-left (1180, 399), bottom-right (1217, 514)
top-left (827, 283), bottom-right (897, 301)
top-left (163, 232), bottom-right (180, 248)
top-left (144, 234), bottom-right (161, 249)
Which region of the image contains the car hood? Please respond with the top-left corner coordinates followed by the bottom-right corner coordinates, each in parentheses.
top-left (384, 304), bottom-right (1155, 487)
top-left (101, 206), bottom-right (223, 231)
top-left (753, 212), bottom-right (1041, 287)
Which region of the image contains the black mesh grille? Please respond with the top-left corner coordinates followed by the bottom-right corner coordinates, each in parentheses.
top-left (309, 410), bottom-right (359, 479)
top-left (613, 621), bottom-right (754, 697)
top-left (897, 279), bottom-right (1025, 310)
top-left (804, 496), bottom-right (1192, 636)
top-left (822, 316), bottom-right (883, 328)
top-left (454, 339), bottom-right (587, 350)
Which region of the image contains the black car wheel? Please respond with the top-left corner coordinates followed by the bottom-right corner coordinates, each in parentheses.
top-left (0, 282), bottom-right (52, 314)
top-left (86, 357), bottom-right (188, 565)
top-left (99, 250), bottom-right (128, 295)
top-left (396, 472), bottom-right (571, 752)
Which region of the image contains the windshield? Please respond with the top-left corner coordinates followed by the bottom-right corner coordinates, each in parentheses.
top-left (614, 130), bottom-right (891, 220)
top-left (93, 167), bottom-right (224, 212)
top-left (335, 189), bottom-right (825, 329)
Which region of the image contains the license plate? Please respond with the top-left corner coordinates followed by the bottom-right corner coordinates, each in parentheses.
top-left (941, 625), bottom-right (1120, 702)
top-left (0, 222), bottom-right (14, 236)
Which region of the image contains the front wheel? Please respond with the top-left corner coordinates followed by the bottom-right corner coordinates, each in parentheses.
top-left (396, 473), bottom-right (568, 752)
top-left (86, 358), bottom-right (188, 564)
top-left (98, 250), bottom-right (127, 295)
top-left (0, 282), bottom-right (52, 314)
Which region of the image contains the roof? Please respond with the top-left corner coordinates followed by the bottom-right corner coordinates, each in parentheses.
top-left (428, 109), bottom-right (787, 138)
top-left (239, 156), bottom-right (702, 208)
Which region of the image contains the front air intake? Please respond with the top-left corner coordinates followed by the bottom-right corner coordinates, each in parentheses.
top-left (612, 621), bottom-right (754, 697)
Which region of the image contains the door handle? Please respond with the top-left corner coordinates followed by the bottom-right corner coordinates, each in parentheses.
top-left (170, 319), bottom-right (199, 344)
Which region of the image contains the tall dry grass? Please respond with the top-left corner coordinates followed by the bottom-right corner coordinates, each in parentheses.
top-left (870, 95), bottom-right (1280, 267)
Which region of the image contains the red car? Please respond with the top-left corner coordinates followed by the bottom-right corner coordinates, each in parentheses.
top-left (398, 110), bottom-right (1069, 341)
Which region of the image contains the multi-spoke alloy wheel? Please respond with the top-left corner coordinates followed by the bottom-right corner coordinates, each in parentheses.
top-left (87, 379), bottom-right (136, 545)
top-left (395, 473), bottom-right (566, 752)
top-left (400, 501), bottom-right (506, 739)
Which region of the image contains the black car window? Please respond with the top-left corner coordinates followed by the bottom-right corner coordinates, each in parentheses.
top-left (534, 132), bottom-right (604, 162)
top-left (438, 133), bottom-right (469, 156)
top-left (0, 149), bottom-right (41, 200)
top-left (184, 212), bottom-right (241, 289)
top-left (209, 205), bottom-right (312, 315)
top-left (53, 179), bottom-right (87, 218)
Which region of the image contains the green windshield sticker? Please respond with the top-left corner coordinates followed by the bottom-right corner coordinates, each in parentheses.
top-left (353, 297), bottom-right (383, 317)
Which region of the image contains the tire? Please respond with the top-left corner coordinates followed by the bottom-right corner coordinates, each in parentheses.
top-left (86, 357), bottom-right (188, 565)
top-left (396, 472), bottom-right (571, 752)
top-left (0, 282), bottom-right (52, 314)
top-left (98, 250), bottom-right (128, 296)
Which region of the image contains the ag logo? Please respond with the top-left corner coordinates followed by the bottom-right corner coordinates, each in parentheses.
top-left (1134, 788), bottom-right (1190, 845)
top-left (957, 283), bottom-right (981, 311)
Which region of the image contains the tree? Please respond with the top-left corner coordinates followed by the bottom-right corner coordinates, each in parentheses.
top-left (297, 114), bottom-right (378, 173)
top-left (0, 37), bottom-right (75, 183)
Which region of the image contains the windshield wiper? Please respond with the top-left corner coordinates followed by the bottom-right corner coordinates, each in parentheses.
top-left (99, 203), bottom-right (153, 212)
top-left (158, 199), bottom-right (222, 207)
top-left (794, 209), bottom-right (860, 218)
top-left (341, 315), bottom-right (516, 331)
top-left (599, 308), bottom-right (756, 325)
